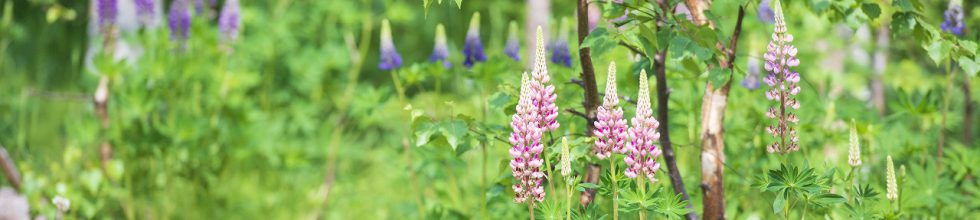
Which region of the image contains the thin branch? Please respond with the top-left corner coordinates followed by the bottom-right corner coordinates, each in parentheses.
top-left (618, 41), bottom-right (647, 57)
top-left (565, 108), bottom-right (589, 119)
top-left (0, 145), bottom-right (21, 192)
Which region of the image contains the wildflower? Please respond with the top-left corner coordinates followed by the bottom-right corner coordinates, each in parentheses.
top-left (134, 0), bottom-right (155, 26)
top-left (463, 13), bottom-right (486, 68)
top-left (550, 18), bottom-right (572, 67)
top-left (505, 21), bottom-right (521, 61)
top-left (530, 26), bottom-right (560, 132)
top-left (429, 24), bottom-right (451, 68)
top-left (378, 19), bottom-right (403, 70)
top-left (848, 123), bottom-right (862, 167)
top-left (763, 0), bottom-right (802, 154)
top-left (740, 56), bottom-right (761, 90)
top-left (594, 62), bottom-right (628, 159)
top-left (96, 0), bottom-right (117, 31)
top-left (624, 69), bottom-right (662, 183)
top-left (941, 1), bottom-right (965, 36)
top-left (757, 0), bottom-right (775, 24)
top-left (560, 137), bottom-right (572, 179)
top-left (885, 155), bottom-right (898, 201)
top-left (218, 0), bottom-right (240, 41)
top-left (168, 0), bottom-right (192, 43)
top-left (509, 72), bottom-right (546, 204)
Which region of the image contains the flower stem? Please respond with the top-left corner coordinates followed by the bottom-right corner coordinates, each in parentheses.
top-left (390, 70), bottom-right (406, 101)
top-left (528, 202), bottom-right (536, 220)
top-left (637, 176), bottom-right (646, 220)
top-left (543, 146), bottom-right (558, 203)
top-left (566, 184), bottom-right (572, 220)
top-left (609, 158), bottom-right (619, 220)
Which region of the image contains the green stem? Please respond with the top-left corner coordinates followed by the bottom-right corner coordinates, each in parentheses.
top-left (390, 70), bottom-right (406, 101)
top-left (609, 158), bottom-right (619, 220)
top-left (543, 146), bottom-right (558, 203)
top-left (529, 202), bottom-right (536, 220)
top-left (800, 200), bottom-right (808, 220)
top-left (638, 176), bottom-right (646, 220)
top-left (784, 197), bottom-right (791, 220)
top-left (566, 184), bottom-right (572, 220)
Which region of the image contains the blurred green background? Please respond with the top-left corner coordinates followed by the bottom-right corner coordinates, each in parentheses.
top-left (0, 0), bottom-right (978, 219)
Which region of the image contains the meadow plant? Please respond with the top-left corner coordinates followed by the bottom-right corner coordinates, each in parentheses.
top-left (378, 19), bottom-right (403, 71)
top-left (505, 21), bottom-right (521, 62)
top-left (168, 0), bottom-right (192, 45)
top-left (594, 62), bottom-right (627, 159)
top-left (509, 72), bottom-right (546, 204)
top-left (429, 24), bottom-right (451, 68)
top-left (624, 69), bottom-right (661, 183)
top-left (763, 0), bottom-right (802, 154)
top-left (941, 0), bottom-right (964, 36)
top-left (463, 13), bottom-right (486, 68)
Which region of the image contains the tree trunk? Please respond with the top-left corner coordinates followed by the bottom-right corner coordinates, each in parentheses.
top-left (699, 82), bottom-right (730, 220)
top-left (576, 0), bottom-right (602, 206)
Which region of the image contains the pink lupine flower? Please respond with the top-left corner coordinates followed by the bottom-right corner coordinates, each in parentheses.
top-left (593, 62), bottom-right (628, 159)
top-left (763, 0), bottom-right (802, 154)
top-left (624, 69), bottom-right (662, 183)
top-left (529, 26), bottom-right (560, 132)
top-left (509, 73), bottom-right (546, 204)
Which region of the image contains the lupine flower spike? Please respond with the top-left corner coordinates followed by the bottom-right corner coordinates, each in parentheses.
top-left (505, 21), bottom-right (521, 61)
top-left (551, 18), bottom-right (573, 67)
top-left (763, 0), bottom-right (802, 154)
top-left (848, 123), bottom-right (862, 167)
top-left (530, 26), bottom-right (560, 132)
top-left (594, 62), bottom-right (628, 159)
top-left (757, 0), bottom-right (775, 24)
top-left (378, 19), bottom-right (403, 70)
top-left (560, 137), bottom-right (573, 185)
top-left (429, 24), bottom-right (452, 68)
top-left (168, 0), bottom-right (192, 46)
top-left (624, 69), bottom-right (662, 183)
top-left (96, 0), bottom-right (118, 52)
top-left (941, 0), bottom-right (965, 36)
top-left (463, 13), bottom-right (487, 68)
top-left (218, 0), bottom-right (241, 47)
top-left (885, 155), bottom-right (898, 201)
top-left (134, 0), bottom-right (155, 26)
top-left (509, 72), bottom-right (546, 204)
top-left (741, 56), bottom-right (761, 90)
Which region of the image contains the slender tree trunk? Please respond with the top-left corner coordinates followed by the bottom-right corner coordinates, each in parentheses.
top-left (686, 2), bottom-right (745, 219)
top-left (576, 0), bottom-right (602, 206)
top-left (653, 1), bottom-right (697, 219)
top-left (0, 146), bottom-right (21, 192)
top-left (871, 25), bottom-right (889, 116)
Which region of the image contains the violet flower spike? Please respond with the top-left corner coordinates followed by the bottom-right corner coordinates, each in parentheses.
top-left (134, 0), bottom-right (155, 26)
top-left (97, 0), bottom-right (118, 31)
top-left (505, 21), bottom-right (521, 62)
top-left (463, 13), bottom-right (487, 68)
top-left (429, 24), bottom-right (452, 68)
top-left (941, 1), bottom-right (965, 36)
top-left (740, 56), bottom-right (761, 90)
top-left (218, 0), bottom-right (241, 45)
top-left (530, 26), bottom-right (560, 132)
top-left (378, 19), bottom-right (403, 71)
top-left (763, 0), bottom-right (802, 154)
top-left (624, 69), bottom-right (662, 183)
top-left (168, 0), bottom-right (192, 43)
top-left (509, 72), bottom-right (546, 204)
top-left (550, 18), bottom-right (572, 67)
top-left (593, 61), bottom-right (628, 159)
top-left (757, 0), bottom-right (775, 24)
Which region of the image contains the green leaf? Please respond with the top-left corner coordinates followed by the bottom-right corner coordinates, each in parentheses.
top-left (890, 12), bottom-right (916, 34)
top-left (861, 3), bottom-right (880, 19)
top-left (959, 40), bottom-right (978, 56)
top-left (455, 0), bottom-right (462, 8)
top-left (811, 193), bottom-right (846, 206)
top-left (441, 119), bottom-right (468, 150)
top-left (926, 40), bottom-right (953, 66)
top-left (707, 68), bottom-right (730, 87)
top-left (958, 56), bottom-right (980, 77)
top-left (414, 119), bottom-right (439, 147)
top-left (772, 195), bottom-right (786, 214)
top-left (581, 27), bottom-right (617, 58)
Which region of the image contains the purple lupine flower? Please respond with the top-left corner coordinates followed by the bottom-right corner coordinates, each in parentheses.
top-left (505, 21), bottom-right (521, 61)
top-left (624, 69), bottom-right (662, 183)
top-left (941, 1), bottom-right (964, 36)
top-left (509, 72), bottom-right (546, 204)
top-left (429, 24), bottom-right (451, 68)
top-left (463, 13), bottom-right (487, 68)
top-left (740, 56), bottom-right (761, 90)
top-left (530, 26), bottom-right (560, 132)
top-left (593, 62), bottom-right (628, 159)
top-left (194, 0), bottom-right (215, 15)
top-left (550, 19), bottom-right (573, 67)
top-left (378, 19), bottom-right (403, 70)
top-left (97, 0), bottom-right (118, 30)
top-left (218, 0), bottom-right (241, 44)
top-left (134, 0), bottom-right (154, 26)
top-left (757, 0), bottom-right (775, 24)
top-left (763, 0), bottom-right (802, 154)
top-left (168, 0), bottom-right (191, 42)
